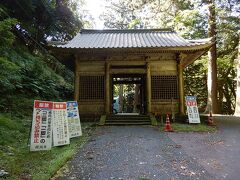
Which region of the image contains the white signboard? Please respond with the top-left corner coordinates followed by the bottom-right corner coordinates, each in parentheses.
top-left (30, 100), bottom-right (53, 151)
top-left (67, 101), bottom-right (82, 138)
top-left (185, 96), bottom-right (200, 123)
top-left (52, 102), bottom-right (70, 146)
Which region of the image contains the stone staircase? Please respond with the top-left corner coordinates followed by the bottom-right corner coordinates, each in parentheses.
top-left (104, 114), bottom-right (151, 125)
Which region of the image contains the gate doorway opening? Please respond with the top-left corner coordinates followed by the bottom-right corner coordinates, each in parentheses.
top-left (112, 74), bottom-right (146, 115)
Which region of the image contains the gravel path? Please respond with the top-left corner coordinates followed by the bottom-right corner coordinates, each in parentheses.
top-left (168, 115), bottom-right (240, 180)
top-left (53, 126), bottom-right (214, 180)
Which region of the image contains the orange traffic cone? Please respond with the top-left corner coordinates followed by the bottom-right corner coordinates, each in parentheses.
top-left (165, 114), bottom-right (174, 132)
top-left (208, 111), bottom-right (216, 126)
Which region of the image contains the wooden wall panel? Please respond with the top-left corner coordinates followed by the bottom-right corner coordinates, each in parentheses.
top-left (151, 102), bottom-right (179, 114)
top-left (74, 53), bottom-right (180, 115)
top-left (76, 61), bottom-right (105, 75)
top-left (75, 61), bottom-right (105, 115)
top-left (110, 61), bottom-right (146, 66)
top-left (150, 60), bottom-right (177, 76)
top-left (78, 101), bottom-right (105, 115)
top-left (148, 53), bottom-right (176, 61)
top-left (149, 56), bottom-right (179, 114)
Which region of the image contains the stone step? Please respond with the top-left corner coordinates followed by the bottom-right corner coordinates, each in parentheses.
top-left (105, 115), bottom-right (151, 125)
top-left (108, 115), bottom-right (148, 117)
top-left (109, 114), bottom-right (148, 117)
top-left (107, 115), bottom-right (149, 120)
top-left (106, 119), bottom-right (150, 122)
top-left (107, 118), bottom-right (150, 120)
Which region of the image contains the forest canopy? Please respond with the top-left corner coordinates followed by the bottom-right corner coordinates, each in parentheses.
top-left (0, 0), bottom-right (239, 115)
top-left (1, 1), bottom-right (239, 179)
top-left (0, 0), bottom-right (85, 114)
top-left (100, 0), bottom-right (239, 114)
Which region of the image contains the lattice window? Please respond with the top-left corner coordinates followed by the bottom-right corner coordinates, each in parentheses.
top-left (79, 76), bottom-right (105, 100)
top-left (151, 76), bottom-right (178, 99)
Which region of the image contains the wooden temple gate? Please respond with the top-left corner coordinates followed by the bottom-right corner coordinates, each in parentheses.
top-left (73, 54), bottom-right (181, 115)
top-left (51, 29), bottom-right (213, 117)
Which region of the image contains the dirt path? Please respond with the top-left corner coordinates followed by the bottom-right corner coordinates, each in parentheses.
top-left (53, 126), bottom-right (214, 180)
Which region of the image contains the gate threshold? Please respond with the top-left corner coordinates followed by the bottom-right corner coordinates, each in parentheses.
top-left (115, 113), bottom-right (140, 116)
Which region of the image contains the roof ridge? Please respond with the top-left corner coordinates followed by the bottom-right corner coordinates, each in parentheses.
top-left (80, 28), bottom-right (174, 34)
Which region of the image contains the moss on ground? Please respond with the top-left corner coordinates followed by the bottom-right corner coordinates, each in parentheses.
top-left (160, 122), bottom-right (217, 133)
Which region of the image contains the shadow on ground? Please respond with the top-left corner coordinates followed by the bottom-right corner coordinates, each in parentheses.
top-left (168, 115), bottom-right (240, 180)
top-left (53, 125), bottom-right (216, 180)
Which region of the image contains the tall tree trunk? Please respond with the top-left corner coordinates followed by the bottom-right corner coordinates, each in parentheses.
top-left (234, 35), bottom-right (240, 116)
top-left (204, 0), bottom-right (219, 114)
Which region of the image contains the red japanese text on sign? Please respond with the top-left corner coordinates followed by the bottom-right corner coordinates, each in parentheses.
top-left (186, 101), bottom-right (197, 106)
top-left (35, 100), bottom-right (53, 109)
top-left (53, 102), bottom-right (67, 109)
top-left (30, 100), bottom-right (53, 151)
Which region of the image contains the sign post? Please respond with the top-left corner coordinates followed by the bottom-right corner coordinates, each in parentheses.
top-left (67, 101), bottom-right (82, 138)
top-left (30, 100), bottom-right (82, 151)
top-left (185, 96), bottom-right (200, 123)
top-left (52, 102), bottom-right (70, 146)
top-left (30, 100), bottom-right (53, 151)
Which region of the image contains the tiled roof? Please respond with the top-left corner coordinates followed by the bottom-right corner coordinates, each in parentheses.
top-left (55, 29), bottom-right (212, 49)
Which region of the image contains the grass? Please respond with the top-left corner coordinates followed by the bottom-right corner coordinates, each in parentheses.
top-left (0, 113), bottom-right (95, 179)
top-left (160, 122), bottom-right (217, 133)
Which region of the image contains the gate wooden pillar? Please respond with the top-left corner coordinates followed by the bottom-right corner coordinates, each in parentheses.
top-left (74, 58), bottom-right (80, 101)
top-left (178, 60), bottom-right (185, 115)
top-left (146, 63), bottom-right (152, 114)
top-left (105, 62), bottom-right (110, 114)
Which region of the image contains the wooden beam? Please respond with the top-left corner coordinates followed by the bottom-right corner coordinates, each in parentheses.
top-left (74, 58), bottom-right (80, 101)
top-left (105, 62), bottom-right (110, 114)
top-left (178, 60), bottom-right (185, 115)
top-left (181, 51), bottom-right (207, 68)
top-left (113, 80), bottom-right (142, 84)
top-left (110, 68), bottom-right (146, 74)
top-left (146, 63), bottom-right (152, 114)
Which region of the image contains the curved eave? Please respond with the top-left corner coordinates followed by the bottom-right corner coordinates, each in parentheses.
top-left (48, 42), bottom-right (213, 70)
top-left (49, 42), bottom-right (213, 54)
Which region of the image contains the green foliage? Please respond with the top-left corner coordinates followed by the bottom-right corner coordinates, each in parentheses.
top-left (100, 0), bottom-right (196, 29)
top-left (0, 57), bottom-right (19, 92)
top-left (0, 3), bottom-right (78, 114)
top-left (100, 0), bottom-right (142, 29)
top-left (217, 55), bottom-right (236, 114)
top-left (175, 10), bottom-right (207, 38)
top-left (1, 0), bottom-right (82, 42)
top-left (182, 0), bottom-right (239, 114)
top-left (100, 0), bottom-right (239, 114)
top-left (212, 0), bottom-right (239, 113)
top-left (0, 18), bottom-right (17, 47)
top-left (0, 1), bottom-right (88, 179)
top-left (0, 1), bottom-right (77, 115)
top-left (0, 46), bottom-right (74, 113)
top-left (0, 113), bottom-right (94, 179)
top-left (184, 57), bottom-right (208, 111)
top-left (0, 114), bottom-right (19, 130)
